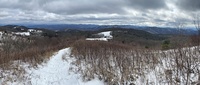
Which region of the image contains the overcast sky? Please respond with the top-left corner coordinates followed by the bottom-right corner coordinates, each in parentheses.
top-left (0, 0), bottom-right (199, 27)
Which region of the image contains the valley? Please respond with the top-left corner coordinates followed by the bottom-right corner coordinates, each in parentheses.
top-left (0, 25), bottom-right (199, 85)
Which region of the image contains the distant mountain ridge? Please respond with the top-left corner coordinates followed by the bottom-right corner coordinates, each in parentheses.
top-left (26, 24), bottom-right (197, 35)
top-left (0, 24), bottom-right (197, 35)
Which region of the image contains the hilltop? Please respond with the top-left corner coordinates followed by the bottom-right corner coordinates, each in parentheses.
top-left (0, 24), bottom-right (199, 85)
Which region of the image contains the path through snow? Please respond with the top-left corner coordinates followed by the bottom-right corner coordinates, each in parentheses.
top-left (25, 48), bottom-right (104, 85)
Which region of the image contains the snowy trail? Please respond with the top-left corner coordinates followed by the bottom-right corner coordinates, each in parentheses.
top-left (26, 48), bottom-right (104, 85)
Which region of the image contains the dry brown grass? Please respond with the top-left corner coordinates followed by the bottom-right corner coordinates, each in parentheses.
top-left (71, 40), bottom-right (160, 84)
top-left (71, 40), bottom-right (200, 85)
top-left (0, 37), bottom-right (72, 68)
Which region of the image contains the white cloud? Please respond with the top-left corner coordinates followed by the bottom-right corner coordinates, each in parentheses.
top-left (0, 0), bottom-right (198, 27)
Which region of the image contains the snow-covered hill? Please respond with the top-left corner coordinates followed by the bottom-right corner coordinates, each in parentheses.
top-left (1, 45), bottom-right (200, 85)
top-left (0, 48), bottom-right (104, 85)
top-left (86, 31), bottom-right (113, 41)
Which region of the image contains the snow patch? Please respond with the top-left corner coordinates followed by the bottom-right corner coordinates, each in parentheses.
top-left (86, 38), bottom-right (108, 41)
top-left (98, 31), bottom-right (113, 39)
top-left (28, 29), bottom-right (42, 33)
top-left (14, 32), bottom-right (30, 36)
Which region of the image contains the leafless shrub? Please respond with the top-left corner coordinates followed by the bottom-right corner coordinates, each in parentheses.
top-left (71, 40), bottom-right (161, 84)
top-left (70, 39), bottom-right (200, 85)
top-left (0, 36), bottom-right (71, 68)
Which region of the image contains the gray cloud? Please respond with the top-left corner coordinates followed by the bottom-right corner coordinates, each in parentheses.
top-left (176, 0), bottom-right (200, 11)
top-left (0, 0), bottom-right (126, 14)
top-left (0, 0), bottom-right (198, 27)
top-left (126, 0), bottom-right (167, 10)
top-left (0, 0), bottom-right (167, 15)
top-left (42, 0), bottom-right (127, 14)
top-left (42, 0), bottom-right (168, 15)
top-left (0, 0), bottom-right (39, 11)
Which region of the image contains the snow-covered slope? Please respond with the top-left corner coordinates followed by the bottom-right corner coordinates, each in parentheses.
top-left (0, 48), bottom-right (104, 85)
top-left (86, 31), bottom-right (113, 41)
top-left (2, 45), bottom-right (199, 85)
top-left (98, 31), bottom-right (113, 39)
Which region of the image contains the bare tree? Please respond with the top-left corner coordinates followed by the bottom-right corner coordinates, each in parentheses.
top-left (175, 22), bottom-right (185, 35)
top-left (194, 14), bottom-right (200, 35)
